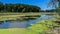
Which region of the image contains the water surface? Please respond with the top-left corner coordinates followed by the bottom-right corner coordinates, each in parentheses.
top-left (0, 14), bottom-right (54, 28)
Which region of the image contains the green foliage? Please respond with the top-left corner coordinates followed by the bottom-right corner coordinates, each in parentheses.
top-left (0, 2), bottom-right (4, 11)
top-left (0, 2), bottom-right (41, 13)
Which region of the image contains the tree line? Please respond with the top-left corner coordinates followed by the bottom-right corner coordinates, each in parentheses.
top-left (0, 2), bottom-right (41, 13)
top-left (0, 1), bottom-right (57, 13)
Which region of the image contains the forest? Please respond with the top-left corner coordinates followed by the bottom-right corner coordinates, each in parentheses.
top-left (0, 2), bottom-right (56, 13)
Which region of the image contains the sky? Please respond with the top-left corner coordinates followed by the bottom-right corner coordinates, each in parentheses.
top-left (0, 0), bottom-right (54, 10)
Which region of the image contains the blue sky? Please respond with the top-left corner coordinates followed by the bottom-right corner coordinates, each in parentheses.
top-left (0, 0), bottom-right (54, 10)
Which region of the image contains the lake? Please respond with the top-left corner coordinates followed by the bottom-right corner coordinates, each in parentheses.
top-left (0, 14), bottom-right (54, 28)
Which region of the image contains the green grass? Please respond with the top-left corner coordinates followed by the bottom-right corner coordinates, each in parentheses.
top-left (0, 28), bottom-right (27, 34)
top-left (0, 28), bottom-right (40, 34)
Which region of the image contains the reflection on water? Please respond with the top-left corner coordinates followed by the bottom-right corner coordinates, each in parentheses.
top-left (0, 14), bottom-right (53, 28)
top-left (0, 21), bottom-right (10, 28)
top-left (39, 14), bottom-right (53, 20)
